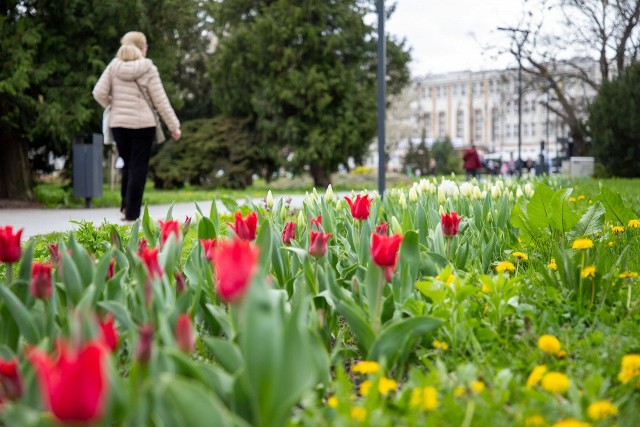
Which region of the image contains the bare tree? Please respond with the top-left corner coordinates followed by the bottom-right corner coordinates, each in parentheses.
top-left (501, 0), bottom-right (640, 155)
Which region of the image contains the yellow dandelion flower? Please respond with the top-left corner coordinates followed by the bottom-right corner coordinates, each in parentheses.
top-left (470, 380), bottom-right (485, 394)
top-left (378, 377), bottom-right (398, 395)
top-left (538, 334), bottom-right (561, 355)
top-left (607, 241), bottom-right (614, 247)
top-left (410, 386), bottom-right (439, 411)
top-left (352, 361), bottom-right (380, 375)
top-left (569, 197), bottom-right (576, 202)
top-left (618, 354), bottom-right (640, 384)
top-left (327, 395), bottom-right (338, 408)
top-left (556, 350), bottom-right (568, 359)
top-left (481, 284), bottom-right (490, 293)
top-left (619, 271), bottom-right (639, 279)
top-left (525, 415), bottom-right (546, 427)
top-left (552, 418), bottom-right (591, 427)
top-left (627, 219), bottom-right (640, 228)
top-left (612, 225), bottom-right (624, 234)
top-left (572, 238), bottom-right (593, 250)
top-left (359, 380), bottom-right (372, 397)
top-left (453, 386), bottom-right (466, 397)
top-left (512, 251), bottom-right (528, 261)
top-left (432, 340), bottom-right (449, 351)
top-left (547, 258), bottom-right (558, 270)
top-left (577, 195), bottom-right (585, 201)
top-left (587, 400), bottom-right (618, 421)
top-left (541, 372), bottom-right (570, 394)
top-left (581, 265), bottom-right (596, 278)
top-left (350, 407), bottom-right (366, 422)
top-left (496, 261), bottom-right (516, 273)
top-left (526, 365), bottom-right (547, 388)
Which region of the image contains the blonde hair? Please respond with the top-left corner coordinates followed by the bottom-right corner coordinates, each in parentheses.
top-left (120, 31), bottom-right (147, 51)
top-left (116, 44), bottom-right (143, 61)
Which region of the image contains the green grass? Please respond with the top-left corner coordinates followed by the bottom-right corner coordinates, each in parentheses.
top-left (33, 172), bottom-right (417, 208)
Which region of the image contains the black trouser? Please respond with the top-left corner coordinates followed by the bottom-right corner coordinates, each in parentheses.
top-left (112, 127), bottom-right (155, 221)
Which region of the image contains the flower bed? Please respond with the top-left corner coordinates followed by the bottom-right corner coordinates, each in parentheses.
top-left (0, 177), bottom-right (639, 426)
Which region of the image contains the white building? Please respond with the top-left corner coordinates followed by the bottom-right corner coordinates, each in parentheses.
top-left (372, 58), bottom-right (600, 170)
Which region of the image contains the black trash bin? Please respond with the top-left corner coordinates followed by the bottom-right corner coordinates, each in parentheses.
top-left (73, 133), bottom-right (103, 208)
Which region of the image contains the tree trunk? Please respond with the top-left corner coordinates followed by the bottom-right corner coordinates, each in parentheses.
top-left (0, 123), bottom-right (33, 201)
top-left (309, 162), bottom-right (331, 188)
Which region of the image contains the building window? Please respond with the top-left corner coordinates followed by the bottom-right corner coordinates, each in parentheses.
top-left (523, 101), bottom-right (529, 114)
top-left (505, 101), bottom-right (511, 114)
top-left (474, 109), bottom-right (482, 141)
top-left (424, 113), bottom-right (431, 139)
top-left (530, 122), bottom-right (536, 137)
top-left (461, 84), bottom-right (466, 95)
top-left (491, 108), bottom-right (499, 140)
top-left (456, 110), bottom-right (464, 138)
top-left (523, 123), bottom-right (529, 137)
top-left (438, 112), bottom-right (446, 138)
top-left (506, 124), bottom-right (511, 138)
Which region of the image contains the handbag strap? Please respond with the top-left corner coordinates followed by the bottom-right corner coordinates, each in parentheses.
top-left (134, 80), bottom-right (159, 125)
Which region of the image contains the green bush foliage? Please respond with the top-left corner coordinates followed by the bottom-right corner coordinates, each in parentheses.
top-left (149, 116), bottom-right (257, 190)
top-left (589, 63), bottom-right (640, 177)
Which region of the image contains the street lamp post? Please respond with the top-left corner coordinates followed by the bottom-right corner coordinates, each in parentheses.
top-left (377, 0), bottom-right (386, 197)
top-left (497, 26), bottom-right (529, 177)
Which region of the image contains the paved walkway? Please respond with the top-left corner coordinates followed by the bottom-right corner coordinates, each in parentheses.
top-left (0, 195), bottom-right (310, 240)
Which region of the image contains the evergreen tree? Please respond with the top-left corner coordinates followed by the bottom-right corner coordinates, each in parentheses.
top-left (589, 63), bottom-right (640, 177)
top-left (208, 0), bottom-right (410, 187)
top-left (0, 0), bottom-right (211, 200)
top-left (431, 137), bottom-right (462, 175)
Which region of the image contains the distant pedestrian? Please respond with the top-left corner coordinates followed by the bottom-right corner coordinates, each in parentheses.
top-left (92, 31), bottom-right (181, 223)
top-left (463, 144), bottom-right (482, 180)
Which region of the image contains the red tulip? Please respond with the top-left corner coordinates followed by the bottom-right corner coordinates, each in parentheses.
top-left (371, 233), bottom-right (403, 282)
top-left (310, 215), bottom-right (323, 229)
top-left (211, 238), bottom-right (260, 303)
top-left (159, 219), bottom-right (181, 246)
top-left (441, 212), bottom-right (462, 237)
top-left (0, 358), bottom-right (23, 401)
top-left (136, 324), bottom-right (154, 363)
top-left (182, 215), bottom-right (192, 236)
top-left (229, 212), bottom-right (258, 241)
top-left (140, 247), bottom-right (163, 279)
top-left (30, 262), bottom-right (53, 299)
top-left (137, 239), bottom-right (148, 255)
top-left (106, 258), bottom-right (115, 280)
top-left (282, 221), bottom-right (296, 245)
top-left (48, 244), bottom-right (59, 263)
top-left (309, 231), bottom-right (331, 258)
top-left (29, 340), bottom-right (109, 423)
top-left (0, 226), bottom-right (22, 263)
top-left (175, 314), bottom-right (195, 353)
top-left (174, 271), bottom-right (186, 294)
top-left (200, 238), bottom-right (217, 261)
top-left (345, 194), bottom-right (371, 220)
top-left (376, 222), bottom-right (388, 236)
top-left (29, 262), bottom-right (53, 299)
top-left (99, 314), bottom-right (118, 352)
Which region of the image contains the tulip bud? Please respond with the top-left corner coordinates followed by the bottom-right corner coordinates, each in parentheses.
top-left (266, 190), bottom-right (274, 209)
top-left (408, 187), bottom-right (418, 203)
top-left (136, 324), bottom-right (154, 363)
top-left (524, 183), bottom-right (534, 197)
top-left (473, 186), bottom-right (483, 200)
top-left (30, 262), bottom-right (53, 299)
top-left (182, 215), bottom-right (192, 236)
top-left (325, 184), bottom-right (335, 203)
top-left (438, 205), bottom-right (446, 215)
top-left (175, 314), bottom-right (195, 353)
top-left (297, 210), bottom-right (306, 228)
top-left (304, 192), bottom-right (314, 206)
top-left (491, 185), bottom-right (502, 200)
top-left (516, 188), bottom-right (524, 199)
top-left (438, 190), bottom-right (446, 205)
top-left (399, 192), bottom-right (407, 210)
top-left (391, 216), bottom-right (403, 235)
top-left (280, 205), bottom-right (288, 222)
top-left (0, 226), bottom-right (22, 264)
top-left (0, 358), bottom-right (23, 401)
top-left (174, 271), bottom-right (186, 294)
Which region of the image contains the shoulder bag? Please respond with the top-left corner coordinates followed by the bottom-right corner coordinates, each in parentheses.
top-left (102, 105), bottom-right (115, 145)
top-left (134, 80), bottom-right (166, 144)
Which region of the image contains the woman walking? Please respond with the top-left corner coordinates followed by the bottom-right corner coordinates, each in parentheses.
top-left (93, 31), bottom-right (181, 223)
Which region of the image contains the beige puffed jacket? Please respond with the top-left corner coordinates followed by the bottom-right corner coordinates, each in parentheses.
top-left (93, 57), bottom-right (180, 133)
